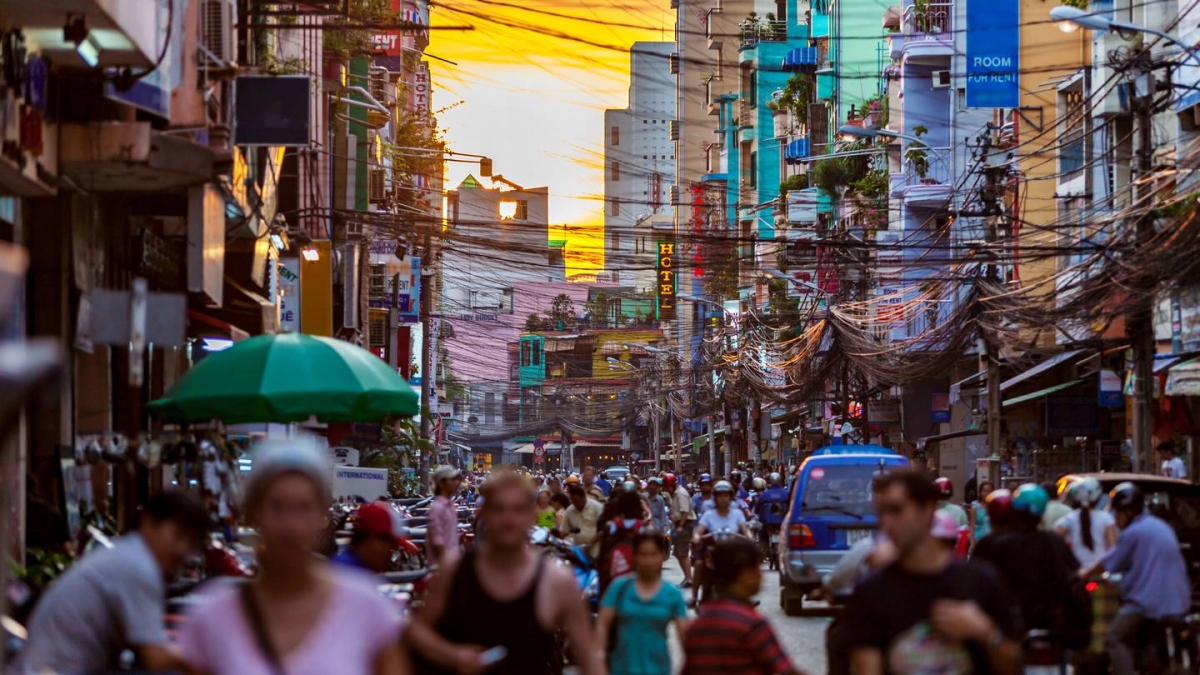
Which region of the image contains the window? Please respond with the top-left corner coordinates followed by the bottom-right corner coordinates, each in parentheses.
top-left (532, 341), bottom-right (541, 365)
top-left (499, 199), bottom-right (529, 220)
top-left (750, 151), bottom-right (758, 188)
top-left (611, 161), bottom-right (620, 181)
top-left (611, 126), bottom-right (620, 146)
top-left (611, 197), bottom-right (621, 216)
top-left (750, 71), bottom-right (758, 108)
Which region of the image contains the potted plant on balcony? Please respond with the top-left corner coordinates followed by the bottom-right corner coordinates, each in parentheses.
top-left (904, 125), bottom-right (932, 181)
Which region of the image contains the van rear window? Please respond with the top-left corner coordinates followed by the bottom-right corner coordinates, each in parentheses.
top-left (800, 463), bottom-right (891, 517)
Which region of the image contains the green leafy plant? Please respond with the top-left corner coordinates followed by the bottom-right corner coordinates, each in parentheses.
top-left (323, 0), bottom-right (400, 55)
top-left (13, 548), bottom-right (72, 591)
top-left (813, 143), bottom-right (870, 197)
top-left (904, 125), bottom-right (930, 178)
top-left (780, 173), bottom-right (809, 193)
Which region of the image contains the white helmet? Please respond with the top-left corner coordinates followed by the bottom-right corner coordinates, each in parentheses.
top-left (713, 480), bottom-right (735, 494)
top-left (1072, 477), bottom-right (1104, 508)
top-left (752, 477), bottom-right (767, 491)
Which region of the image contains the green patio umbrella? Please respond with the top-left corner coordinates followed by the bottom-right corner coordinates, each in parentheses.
top-left (149, 333), bottom-right (419, 424)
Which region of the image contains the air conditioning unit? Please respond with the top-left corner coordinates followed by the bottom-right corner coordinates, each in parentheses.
top-left (931, 70), bottom-right (951, 89)
top-left (200, 0), bottom-right (235, 67)
top-left (369, 264), bottom-right (387, 295)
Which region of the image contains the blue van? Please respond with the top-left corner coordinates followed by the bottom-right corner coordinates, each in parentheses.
top-left (778, 444), bottom-right (909, 615)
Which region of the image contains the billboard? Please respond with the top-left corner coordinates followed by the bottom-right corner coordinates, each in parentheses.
top-left (966, 0), bottom-right (1020, 109)
top-left (234, 76), bottom-right (311, 146)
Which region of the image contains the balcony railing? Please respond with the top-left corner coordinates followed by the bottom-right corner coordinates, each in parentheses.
top-left (740, 20), bottom-right (787, 47)
top-left (904, 146), bottom-right (952, 187)
top-left (902, 2), bottom-right (953, 36)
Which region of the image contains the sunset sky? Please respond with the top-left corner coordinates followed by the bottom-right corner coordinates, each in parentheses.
top-left (429, 0), bottom-right (675, 276)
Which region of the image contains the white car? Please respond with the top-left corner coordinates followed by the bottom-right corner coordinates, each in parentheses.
top-left (604, 466), bottom-right (631, 482)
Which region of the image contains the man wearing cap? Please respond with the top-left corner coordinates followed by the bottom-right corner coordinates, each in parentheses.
top-left (333, 503), bottom-right (404, 574)
top-left (428, 466), bottom-right (463, 566)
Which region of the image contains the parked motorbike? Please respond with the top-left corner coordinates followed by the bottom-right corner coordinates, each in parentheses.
top-left (531, 527), bottom-right (597, 674)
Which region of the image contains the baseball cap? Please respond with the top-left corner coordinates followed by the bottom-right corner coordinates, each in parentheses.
top-left (433, 465), bottom-right (462, 482)
top-left (354, 503), bottom-right (403, 546)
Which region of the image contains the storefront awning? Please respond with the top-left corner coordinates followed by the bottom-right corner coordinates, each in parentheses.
top-left (1165, 358), bottom-right (1200, 397)
top-left (1003, 378), bottom-right (1086, 408)
top-left (1000, 349), bottom-right (1086, 391)
top-left (917, 428), bottom-right (985, 449)
top-left (692, 428), bottom-right (726, 453)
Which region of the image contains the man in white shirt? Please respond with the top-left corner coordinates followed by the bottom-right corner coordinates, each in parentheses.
top-left (1160, 441), bottom-right (1188, 479)
top-left (564, 484), bottom-right (603, 549)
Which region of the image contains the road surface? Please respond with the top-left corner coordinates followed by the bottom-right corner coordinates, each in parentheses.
top-left (661, 557), bottom-right (833, 674)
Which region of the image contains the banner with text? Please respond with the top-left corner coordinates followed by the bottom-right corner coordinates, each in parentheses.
top-left (966, 0), bottom-right (1020, 109)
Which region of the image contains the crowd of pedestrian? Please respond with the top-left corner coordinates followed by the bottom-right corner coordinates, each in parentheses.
top-left (12, 443), bottom-right (1196, 675)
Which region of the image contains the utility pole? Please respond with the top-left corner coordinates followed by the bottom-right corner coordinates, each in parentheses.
top-left (708, 414), bottom-right (718, 476)
top-left (419, 230), bottom-right (433, 486)
top-left (977, 130), bottom-right (1004, 462)
top-left (1129, 69), bottom-right (1156, 472)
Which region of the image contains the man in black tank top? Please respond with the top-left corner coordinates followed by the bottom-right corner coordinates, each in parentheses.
top-left (405, 472), bottom-right (603, 675)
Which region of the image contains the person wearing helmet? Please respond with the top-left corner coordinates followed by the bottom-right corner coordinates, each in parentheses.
top-left (564, 473), bottom-right (582, 486)
top-left (664, 472), bottom-right (697, 589)
top-left (754, 471), bottom-right (791, 571)
top-left (729, 470), bottom-right (749, 501)
top-left (973, 484), bottom-right (1090, 656)
top-left (1082, 482), bottom-right (1191, 675)
top-left (933, 477), bottom-right (969, 531)
top-left (692, 481), bottom-right (752, 607)
top-left (691, 473), bottom-right (714, 514)
top-left (1053, 477), bottom-right (1117, 569)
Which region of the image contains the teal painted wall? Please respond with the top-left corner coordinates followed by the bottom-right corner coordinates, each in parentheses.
top-left (832, 0), bottom-right (887, 127)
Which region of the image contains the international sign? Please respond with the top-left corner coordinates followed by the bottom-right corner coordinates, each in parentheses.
top-left (965, 0), bottom-right (1020, 109)
top-left (657, 240), bottom-right (676, 320)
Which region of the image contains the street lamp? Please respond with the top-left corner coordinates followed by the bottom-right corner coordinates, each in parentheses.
top-left (763, 267), bottom-right (833, 296)
top-left (838, 125), bottom-right (952, 173)
top-left (606, 356), bottom-right (636, 371)
top-left (1049, 6), bottom-right (1200, 67)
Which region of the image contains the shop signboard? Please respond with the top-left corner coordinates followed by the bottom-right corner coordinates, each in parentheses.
top-left (657, 239), bottom-right (676, 320)
top-left (931, 392), bottom-right (951, 423)
top-left (1098, 369), bottom-right (1123, 408)
top-left (277, 259), bottom-right (301, 332)
top-left (399, 256), bottom-right (421, 323)
top-left (966, 0), bottom-right (1020, 108)
top-left (1179, 284), bottom-right (1200, 351)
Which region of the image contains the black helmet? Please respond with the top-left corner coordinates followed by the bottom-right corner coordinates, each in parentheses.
top-left (1108, 482), bottom-right (1144, 514)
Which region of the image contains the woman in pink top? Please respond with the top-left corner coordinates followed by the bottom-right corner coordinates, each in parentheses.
top-left (178, 439), bottom-right (404, 675)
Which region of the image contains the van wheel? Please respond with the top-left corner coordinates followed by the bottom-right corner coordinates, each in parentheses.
top-left (783, 593), bottom-right (804, 616)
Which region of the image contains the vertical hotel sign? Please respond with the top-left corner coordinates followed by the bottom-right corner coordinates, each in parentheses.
top-left (965, 0), bottom-right (1020, 109)
top-left (657, 239), bottom-right (676, 320)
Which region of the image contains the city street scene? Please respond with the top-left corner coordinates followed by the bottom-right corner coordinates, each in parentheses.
top-left (3, 0), bottom-right (1200, 673)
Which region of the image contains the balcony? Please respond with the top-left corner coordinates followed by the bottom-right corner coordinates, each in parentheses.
top-left (901, 146), bottom-right (952, 208)
top-left (739, 20), bottom-right (788, 49)
top-left (816, 62), bottom-right (837, 100)
top-left (6, 0), bottom-right (162, 70)
top-left (899, 2), bottom-right (954, 61)
top-left (60, 122), bottom-right (215, 192)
